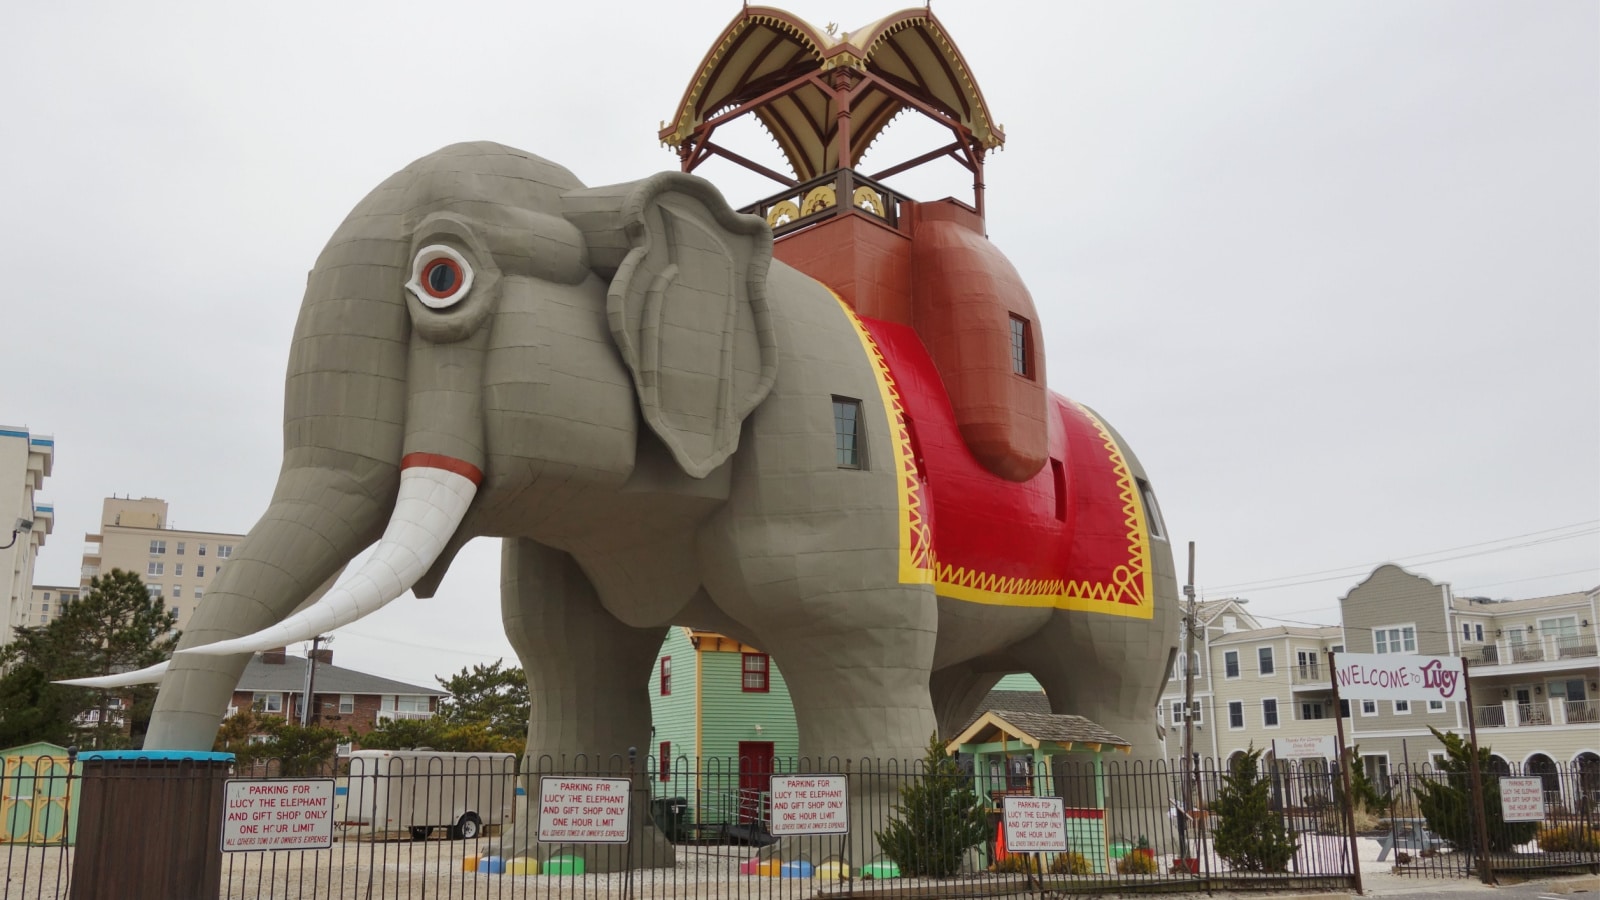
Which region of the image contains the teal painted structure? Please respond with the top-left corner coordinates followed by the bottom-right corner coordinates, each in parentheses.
top-left (1, 741), bottom-right (80, 845)
top-left (648, 629), bottom-right (800, 830)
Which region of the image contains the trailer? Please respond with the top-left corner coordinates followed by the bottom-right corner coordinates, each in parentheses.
top-left (333, 751), bottom-right (517, 841)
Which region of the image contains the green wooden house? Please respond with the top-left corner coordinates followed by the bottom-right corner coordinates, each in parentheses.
top-left (649, 629), bottom-right (799, 833)
top-left (1, 741), bottom-right (80, 845)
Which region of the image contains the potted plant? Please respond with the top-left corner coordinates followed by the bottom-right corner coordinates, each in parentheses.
top-left (1130, 836), bottom-right (1155, 862)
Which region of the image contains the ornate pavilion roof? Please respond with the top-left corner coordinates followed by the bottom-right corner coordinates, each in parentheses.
top-left (660, 6), bottom-right (1005, 181)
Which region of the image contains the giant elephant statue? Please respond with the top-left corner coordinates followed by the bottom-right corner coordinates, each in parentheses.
top-left (81, 142), bottom-right (1178, 867)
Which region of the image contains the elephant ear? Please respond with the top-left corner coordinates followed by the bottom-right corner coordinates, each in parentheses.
top-left (564, 173), bottom-right (778, 478)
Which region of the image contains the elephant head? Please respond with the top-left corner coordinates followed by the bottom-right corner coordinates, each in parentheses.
top-left (99, 143), bottom-right (779, 749)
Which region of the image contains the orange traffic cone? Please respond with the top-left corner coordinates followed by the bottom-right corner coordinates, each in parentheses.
top-left (993, 819), bottom-right (1009, 862)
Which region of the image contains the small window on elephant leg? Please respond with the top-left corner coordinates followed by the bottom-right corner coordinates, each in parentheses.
top-left (833, 398), bottom-right (864, 469)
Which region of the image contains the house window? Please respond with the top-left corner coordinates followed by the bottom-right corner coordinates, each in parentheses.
top-left (1262, 698), bottom-right (1279, 727)
top-left (149, 540), bottom-right (166, 555)
top-left (660, 657), bottom-right (672, 696)
top-left (1224, 650), bottom-right (1239, 679)
top-left (174, 563), bottom-right (184, 577)
top-left (219, 545), bottom-right (233, 558)
top-left (147, 562), bottom-right (164, 576)
top-left (1393, 700), bottom-right (1411, 715)
top-left (1228, 701), bottom-right (1244, 729)
top-left (1474, 624), bottom-right (1483, 642)
top-left (176, 542), bottom-right (185, 555)
top-left (1136, 478), bottom-right (1167, 540)
top-left (1171, 700), bottom-right (1201, 724)
top-left (741, 653), bottom-right (769, 692)
top-left (1427, 700), bottom-right (1445, 712)
top-left (1373, 625), bottom-right (1416, 654)
top-left (196, 565), bottom-right (205, 578)
top-left (1360, 699), bottom-right (1377, 716)
top-left (172, 586), bottom-right (182, 598)
top-left (146, 585), bottom-right (162, 598)
top-left (395, 696), bottom-right (430, 713)
top-left (170, 606), bottom-right (179, 617)
top-left (1009, 315), bottom-right (1031, 377)
top-left (1462, 623), bottom-right (1472, 642)
top-left (339, 695), bottom-right (354, 714)
top-left (1257, 647), bottom-right (1275, 675)
top-left (336, 742), bottom-right (352, 757)
top-left (198, 544), bottom-right (207, 556)
top-left (254, 692), bottom-right (283, 714)
top-left (1340, 699), bottom-right (1351, 717)
top-left (1300, 702), bottom-right (1325, 720)
top-left (833, 398), bottom-right (863, 468)
top-left (659, 741), bottom-right (671, 782)
top-left (194, 589), bottom-right (203, 600)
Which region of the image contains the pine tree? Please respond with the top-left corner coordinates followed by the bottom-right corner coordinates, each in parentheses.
top-left (0, 569), bottom-right (177, 748)
top-left (1413, 727), bottom-right (1537, 853)
top-left (434, 660), bottom-right (529, 741)
top-left (1212, 745), bottom-right (1299, 872)
top-left (875, 731), bottom-right (989, 877)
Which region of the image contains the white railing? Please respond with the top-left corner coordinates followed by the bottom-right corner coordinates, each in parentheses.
top-left (1471, 633), bottom-right (1598, 666)
top-left (1474, 705), bottom-right (1507, 727)
top-left (1566, 699), bottom-right (1600, 724)
top-left (375, 709), bottom-right (433, 723)
top-left (1517, 702), bottom-right (1550, 726)
top-left (1556, 635), bottom-right (1599, 660)
top-left (1290, 664), bottom-right (1325, 685)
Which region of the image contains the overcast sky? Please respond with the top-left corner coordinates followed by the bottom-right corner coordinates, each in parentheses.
top-left (5, 1), bottom-right (1596, 686)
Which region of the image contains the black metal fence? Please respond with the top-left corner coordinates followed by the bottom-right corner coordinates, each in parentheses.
top-left (25, 749), bottom-right (1595, 898)
top-left (1383, 758), bottom-right (1600, 879)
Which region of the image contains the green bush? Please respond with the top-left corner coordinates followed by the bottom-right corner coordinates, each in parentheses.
top-left (874, 732), bottom-right (989, 877)
top-left (1212, 745), bottom-right (1299, 872)
top-left (1412, 728), bottom-right (1538, 853)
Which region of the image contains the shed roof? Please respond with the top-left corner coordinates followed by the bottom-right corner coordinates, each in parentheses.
top-left (949, 709), bottom-right (1131, 755)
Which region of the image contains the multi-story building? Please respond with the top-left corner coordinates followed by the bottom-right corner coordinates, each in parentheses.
top-left (21, 584), bottom-right (81, 630)
top-left (1161, 565), bottom-right (1600, 803)
top-left (2, 425), bottom-right (54, 649)
top-left (81, 496), bottom-right (244, 633)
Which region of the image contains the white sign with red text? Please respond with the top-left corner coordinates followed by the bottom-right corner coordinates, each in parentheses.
top-left (1276, 735), bottom-right (1338, 760)
top-left (1499, 777), bottom-right (1545, 822)
top-left (222, 779), bottom-right (335, 851)
top-left (536, 776), bottom-right (631, 843)
top-left (1332, 653), bottom-right (1465, 702)
top-left (1002, 796), bottom-right (1068, 853)
top-left (769, 775), bottom-right (849, 835)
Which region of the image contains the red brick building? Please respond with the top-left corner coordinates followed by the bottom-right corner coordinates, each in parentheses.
top-left (228, 648), bottom-right (445, 750)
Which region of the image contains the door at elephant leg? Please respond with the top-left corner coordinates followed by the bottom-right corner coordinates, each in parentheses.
top-left (736, 742), bottom-right (775, 825)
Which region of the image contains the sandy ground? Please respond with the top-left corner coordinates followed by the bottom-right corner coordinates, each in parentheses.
top-left (5, 835), bottom-right (1594, 899)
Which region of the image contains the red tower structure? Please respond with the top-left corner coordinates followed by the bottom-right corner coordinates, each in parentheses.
top-left (661, 7), bottom-right (1050, 482)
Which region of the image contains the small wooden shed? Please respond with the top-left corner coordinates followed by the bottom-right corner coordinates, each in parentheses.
top-left (1, 741), bottom-right (79, 845)
top-left (947, 710), bottom-right (1132, 873)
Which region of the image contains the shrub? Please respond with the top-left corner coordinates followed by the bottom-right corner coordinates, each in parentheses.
top-left (875, 731), bottom-right (989, 877)
top-left (1049, 852), bottom-right (1092, 875)
top-left (1117, 852), bottom-right (1157, 875)
top-left (990, 854), bottom-right (1041, 874)
top-left (1412, 728), bottom-right (1538, 853)
top-left (1212, 745), bottom-right (1299, 872)
top-left (1537, 825), bottom-right (1600, 853)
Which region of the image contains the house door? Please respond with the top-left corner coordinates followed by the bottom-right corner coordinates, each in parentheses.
top-left (736, 741), bottom-right (775, 824)
top-left (1296, 650), bottom-right (1318, 681)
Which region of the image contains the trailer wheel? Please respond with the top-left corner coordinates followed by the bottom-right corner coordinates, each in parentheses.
top-left (452, 813), bottom-right (482, 841)
top-left (409, 826), bottom-right (430, 842)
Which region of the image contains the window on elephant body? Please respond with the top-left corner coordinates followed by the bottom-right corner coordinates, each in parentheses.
top-left (1008, 315), bottom-right (1032, 377)
top-left (1136, 478), bottom-right (1167, 540)
top-left (832, 398), bottom-right (863, 468)
top-left (741, 653), bottom-right (769, 692)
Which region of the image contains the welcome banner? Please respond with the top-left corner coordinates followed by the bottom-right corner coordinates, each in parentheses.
top-left (1332, 652), bottom-right (1466, 702)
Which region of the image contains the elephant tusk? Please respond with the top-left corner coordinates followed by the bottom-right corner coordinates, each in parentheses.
top-left (56, 660), bottom-right (171, 688)
top-left (180, 457), bottom-right (481, 657)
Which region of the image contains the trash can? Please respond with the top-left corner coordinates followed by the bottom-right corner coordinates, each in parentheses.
top-left (70, 750), bottom-right (234, 900)
top-left (650, 797), bottom-right (689, 842)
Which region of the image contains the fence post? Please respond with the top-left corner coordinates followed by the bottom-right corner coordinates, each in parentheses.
top-left (1461, 660), bottom-right (1496, 885)
top-left (1327, 649), bottom-right (1364, 895)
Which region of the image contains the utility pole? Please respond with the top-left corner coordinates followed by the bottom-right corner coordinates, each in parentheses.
top-left (1180, 541), bottom-right (1198, 860)
top-left (300, 635), bottom-right (328, 726)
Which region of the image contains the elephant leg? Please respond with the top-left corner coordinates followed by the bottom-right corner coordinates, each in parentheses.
top-left (929, 662), bottom-right (1004, 740)
top-left (492, 538), bottom-right (673, 870)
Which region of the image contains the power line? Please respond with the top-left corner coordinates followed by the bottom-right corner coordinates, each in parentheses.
top-left (1204, 523), bottom-right (1598, 594)
top-left (1457, 568), bottom-right (1599, 592)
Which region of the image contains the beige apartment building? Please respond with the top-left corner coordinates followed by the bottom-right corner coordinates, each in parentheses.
top-left (1162, 565), bottom-right (1599, 804)
top-left (20, 584), bottom-right (81, 630)
top-left (81, 496), bottom-right (244, 634)
top-left (2, 425), bottom-right (54, 649)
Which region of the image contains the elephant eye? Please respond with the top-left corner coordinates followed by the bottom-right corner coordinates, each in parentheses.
top-left (406, 245), bottom-right (475, 309)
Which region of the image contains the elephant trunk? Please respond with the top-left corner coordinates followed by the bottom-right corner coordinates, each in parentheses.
top-left (181, 456), bottom-right (480, 656)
